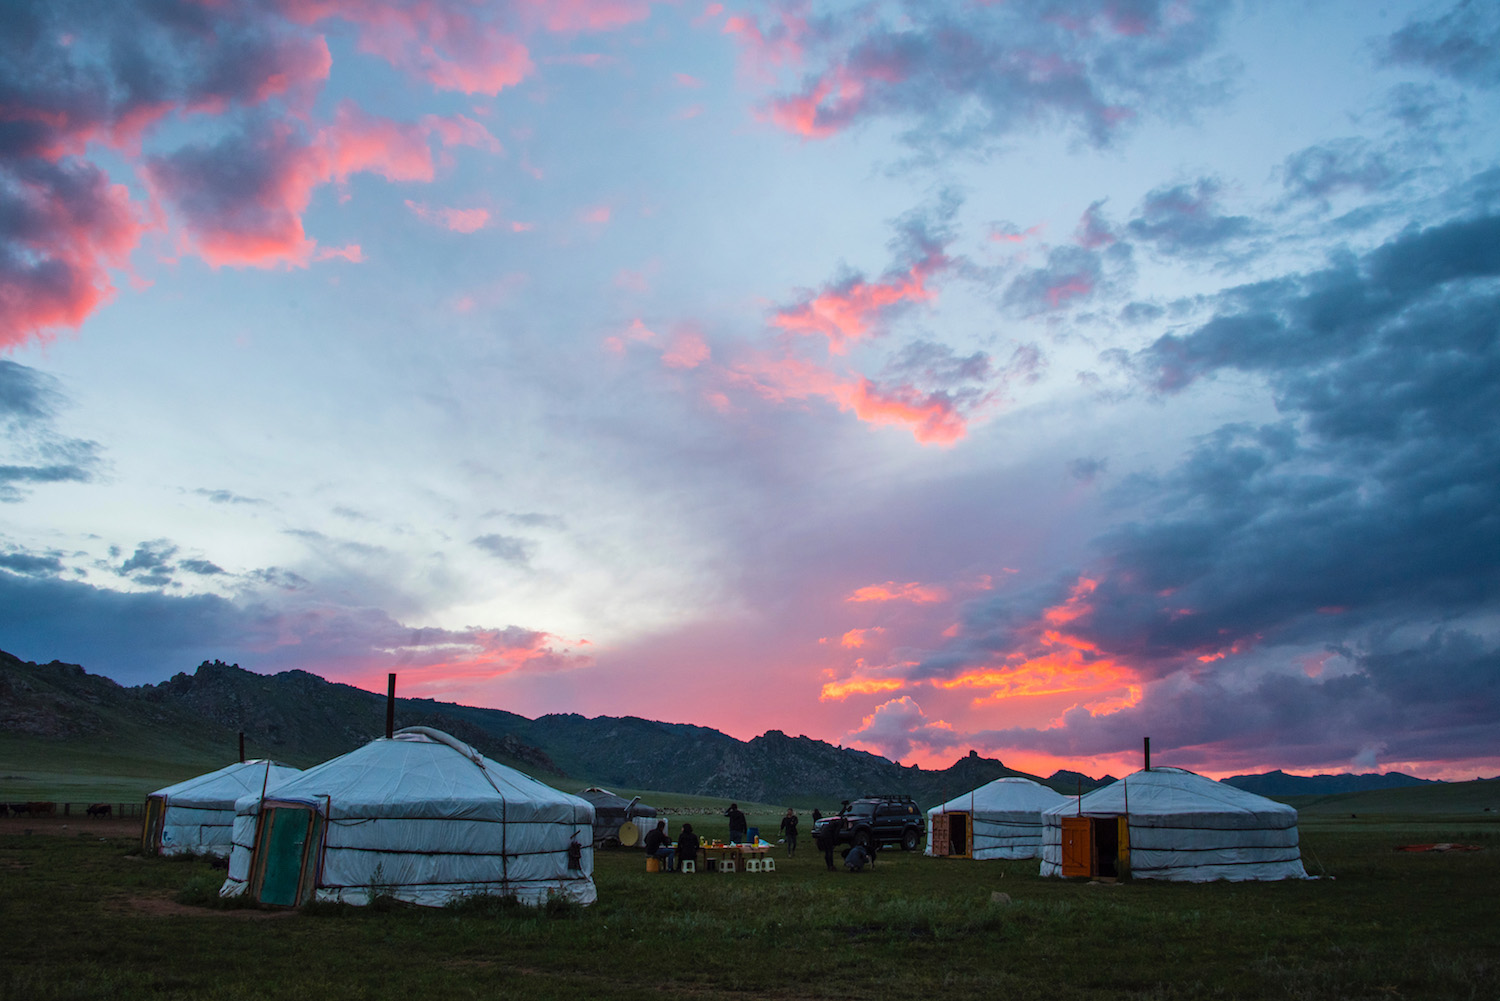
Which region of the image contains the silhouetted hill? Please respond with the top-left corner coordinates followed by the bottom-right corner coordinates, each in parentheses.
top-left (2, 650), bottom-right (1453, 807)
top-left (1223, 769), bottom-right (1439, 798)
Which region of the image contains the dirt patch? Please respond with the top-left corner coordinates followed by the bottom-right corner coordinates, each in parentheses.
top-left (0, 814), bottom-right (141, 838)
top-left (114, 893), bottom-right (296, 920)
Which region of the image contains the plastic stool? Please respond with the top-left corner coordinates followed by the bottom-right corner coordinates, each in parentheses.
top-left (762, 857), bottom-right (776, 872)
top-left (717, 857), bottom-right (735, 873)
top-left (680, 859), bottom-right (696, 874)
top-left (745, 857), bottom-right (763, 873)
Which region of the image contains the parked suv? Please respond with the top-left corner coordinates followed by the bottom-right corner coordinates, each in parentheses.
top-left (814, 795), bottom-right (924, 851)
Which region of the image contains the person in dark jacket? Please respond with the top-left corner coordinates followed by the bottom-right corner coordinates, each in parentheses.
top-left (814, 819), bottom-right (838, 871)
top-left (675, 823), bottom-right (700, 872)
top-left (644, 820), bottom-right (675, 871)
top-left (779, 808), bottom-right (799, 856)
top-left (725, 803), bottom-right (747, 843)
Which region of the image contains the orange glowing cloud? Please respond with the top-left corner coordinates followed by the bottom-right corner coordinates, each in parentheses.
top-left (847, 581), bottom-right (949, 604)
top-left (1042, 576), bottom-right (1097, 625)
top-left (931, 574), bottom-right (1140, 712)
top-left (820, 676), bottom-right (905, 701)
top-left (840, 627), bottom-right (885, 648)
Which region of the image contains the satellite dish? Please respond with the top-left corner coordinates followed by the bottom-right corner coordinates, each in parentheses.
top-left (618, 821), bottom-right (640, 846)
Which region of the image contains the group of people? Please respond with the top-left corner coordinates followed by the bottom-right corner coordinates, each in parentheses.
top-left (643, 819), bottom-right (697, 872)
top-left (642, 803), bottom-right (871, 873)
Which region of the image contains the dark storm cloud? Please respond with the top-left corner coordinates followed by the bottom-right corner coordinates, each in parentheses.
top-left (0, 569), bottom-right (580, 686)
top-left (472, 533), bottom-right (534, 565)
top-left (902, 194), bottom-right (1500, 770)
top-left (971, 627), bottom-right (1500, 769)
top-left (1004, 244), bottom-right (1132, 315)
top-left (0, 361), bottom-right (103, 501)
top-left (193, 488), bottom-right (267, 506)
top-left (0, 548), bottom-right (65, 577)
top-left (1125, 178), bottom-right (1258, 256)
top-left (762, 0), bottom-right (1234, 152)
top-left (1382, 0), bottom-right (1500, 89)
top-left (0, 0), bottom-right (328, 342)
top-left (1279, 139), bottom-right (1403, 205)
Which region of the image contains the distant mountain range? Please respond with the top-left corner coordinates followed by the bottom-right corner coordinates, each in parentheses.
top-left (0, 650), bottom-right (1442, 804)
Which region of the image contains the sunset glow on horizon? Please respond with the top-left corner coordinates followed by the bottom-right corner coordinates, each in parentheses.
top-left (3, 0), bottom-right (1498, 785)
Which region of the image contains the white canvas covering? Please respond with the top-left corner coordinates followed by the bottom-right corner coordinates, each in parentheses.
top-left (1040, 767), bottom-right (1310, 882)
top-left (220, 727), bottom-right (596, 907)
top-left (148, 760), bottom-right (301, 857)
top-left (925, 777), bottom-right (1069, 860)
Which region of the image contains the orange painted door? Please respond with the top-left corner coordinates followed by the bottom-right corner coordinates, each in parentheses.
top-left (1060, 817), bottom-right (1093, 877)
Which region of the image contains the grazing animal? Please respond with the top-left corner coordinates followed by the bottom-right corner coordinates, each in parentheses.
top-left (9, 803), bottom-right (31, 816)
top-left (28, 802), bottom-right (55, 816)
top-left (87, 803), bottom-right (112, 818)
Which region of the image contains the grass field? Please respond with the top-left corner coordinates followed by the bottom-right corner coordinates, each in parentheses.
top-left (2, 808), bottom-right (1496, 1001)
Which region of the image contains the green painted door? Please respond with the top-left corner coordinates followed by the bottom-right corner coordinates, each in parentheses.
top-left (256, 807), bottom-right (316, 906)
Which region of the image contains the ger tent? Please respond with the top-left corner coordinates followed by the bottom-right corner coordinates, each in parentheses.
top-left (577, 787), bottom-right (658, 847)
top-left (220, 727), bottom-right (596, 907)
top-left (926, 777), bottom-right (1069, 860)
top-left (141, 760), bottom-right (301, 858)
top-left (1040, 766), bottom-right (1309, 882)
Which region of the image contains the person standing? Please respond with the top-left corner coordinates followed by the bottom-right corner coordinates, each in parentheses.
top-left (725, 802), bottom-right (747, 843)
top-left (814, 818), bottom-right (838, 871)
top-left (779, 808), bottom-right (799, 856)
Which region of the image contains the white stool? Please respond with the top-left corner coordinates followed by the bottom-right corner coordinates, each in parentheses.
top-left (745, 857), bottom-right (763, 873)
top-left (680, 859), bottom-right (696, 874)
top-left (761, 857), bottom-right (776, 872)
top-left (717, 858), bottom-right (735, 873)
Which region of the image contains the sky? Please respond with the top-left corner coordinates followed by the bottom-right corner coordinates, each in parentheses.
top-left (3, 0), bottom-right (1498, 783)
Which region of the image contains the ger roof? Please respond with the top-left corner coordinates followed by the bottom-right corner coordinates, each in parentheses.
top-left (1042, 767), bottom-right (1297, 822)
top-left (248, 726), bottom-right (592, 824)
top-left (930, 776), bottom-right (1070, 817)
top-left (151, 759), bottom-right (301, 809)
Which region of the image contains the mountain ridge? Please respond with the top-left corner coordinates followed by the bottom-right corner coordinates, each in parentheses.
top-left (0, 650), bottom-right (1445, 803)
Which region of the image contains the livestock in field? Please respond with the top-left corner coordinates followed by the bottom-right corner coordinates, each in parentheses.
top-left (87, 803), bottom-right (113, 817)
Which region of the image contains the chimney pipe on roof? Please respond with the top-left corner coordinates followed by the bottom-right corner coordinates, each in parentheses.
top-left (239, 731), bottom-right (245, 763)
top-left (386, 673), bottom-right (397, 739)
top-left (1144, 736), bottom-right (1151, 772)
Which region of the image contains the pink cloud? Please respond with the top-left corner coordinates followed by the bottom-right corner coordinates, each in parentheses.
top-left (581, 204), bottom-right (613, 224)
top-left (421, 113), bottom-right (504, 154)
top-left (727, 353), bottom-right (973, 445)
top-left (662, 328), bottom-right (710, 369)
top-left (771, 249), bottom-right (946, 353)
top-left (518, 0), bottom-right (657, 32)
top-left (0, 159), bottom-right (147, 348)
top-left (320, 102), bottom-right (437, 183)
top-left (674, 72), bottom-right (705, 88)
top-left (603, 317), bottom-right (658, 354)
top-left (723, 7), bottom-right (809, 82)
top-left (406, 200), bottom-right (491, 232)
top-left (315, 243), bottom-right (364, 262)
top-left (146, 103), bottom-right (499, 270)
top-left (278, 0), bottom-right (534, 95)
top-left (674, 103), bottom-right (707, 120)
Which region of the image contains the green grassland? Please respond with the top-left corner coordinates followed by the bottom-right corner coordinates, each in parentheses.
top-left (2, 806), bottom-right (1497, 1001)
